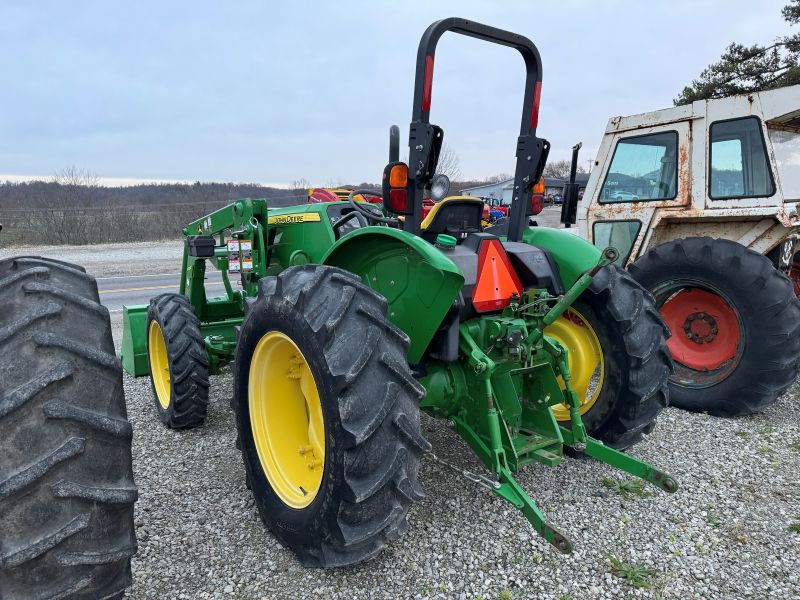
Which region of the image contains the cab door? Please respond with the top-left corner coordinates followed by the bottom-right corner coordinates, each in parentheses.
top-left (585, 121), bottom-right (691, 265)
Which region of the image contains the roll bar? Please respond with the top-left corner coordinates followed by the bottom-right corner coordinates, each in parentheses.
top-left (402, 18), bottom-right (549, 241)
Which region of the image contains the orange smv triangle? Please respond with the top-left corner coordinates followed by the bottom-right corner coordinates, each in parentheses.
top-left (472, 239), bottom-right (523, 312)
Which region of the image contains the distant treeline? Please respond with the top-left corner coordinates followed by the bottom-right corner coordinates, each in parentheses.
top-left (0, 174), bottom-right (501, 246)
top-left (0, 180), bottom-right (309, 246)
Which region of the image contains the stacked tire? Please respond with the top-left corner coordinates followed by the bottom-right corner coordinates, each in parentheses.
top-left (0, 256), bottom-right (136, 599)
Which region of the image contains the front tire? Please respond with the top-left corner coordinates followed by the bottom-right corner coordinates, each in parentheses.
top-left (0, 257), bottom-right (137, 599)
top-left (233, 265), bottom-right (430, 567)
top-left (146, 293), bottom-right (209, 428)
top-left (545, 265), bottom-right (672, 449)
top-left (629, 237), bottom-right (800, 416)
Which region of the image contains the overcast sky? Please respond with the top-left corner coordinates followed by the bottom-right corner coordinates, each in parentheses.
top-left (0, 1), bottom-right (793, 187)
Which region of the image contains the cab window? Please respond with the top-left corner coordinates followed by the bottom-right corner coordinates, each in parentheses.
top-left (709, 117), bottom-right (775, 199)
top-left (768, 126), bottom-right (800, 200)
top-left (599, 131), bottom-right (678, 203)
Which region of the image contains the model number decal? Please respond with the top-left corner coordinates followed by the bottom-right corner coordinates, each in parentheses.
top-left (267, 213), bottom-right (322, 225)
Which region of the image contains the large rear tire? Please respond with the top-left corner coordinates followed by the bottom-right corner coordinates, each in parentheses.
top-left (233, 265), bottom-right (430, 567)
top-left (546, 265), bottom-right (672, 449)
top-left (0, 257), bottom-right (137, 599)
top-left (629, 237), bottom-right (800, 416)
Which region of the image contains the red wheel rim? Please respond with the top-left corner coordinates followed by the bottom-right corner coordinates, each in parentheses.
top-left (790, 260), bottom-right (800, 298)
top-left (660, 288), bottom-right (740, 371)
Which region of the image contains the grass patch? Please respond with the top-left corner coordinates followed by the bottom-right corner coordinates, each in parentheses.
top-left (607, 555), bottom-right (661, 589)
top-left (600, 476), bottom-right (651, 499)
top-left (734, 430), bottom-right (752, 439)
top-left (789, 439), bottom-right (800, 452)
top-left (788, 522), bottom-right (800, 533)
top-left (499, 590), bottom-right (513, 600)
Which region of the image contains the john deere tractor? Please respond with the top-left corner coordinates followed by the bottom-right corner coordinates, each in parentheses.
top-left (0, 225), bottom-right (137, 598)
top-left (121, 18), bottom-right (676, 566)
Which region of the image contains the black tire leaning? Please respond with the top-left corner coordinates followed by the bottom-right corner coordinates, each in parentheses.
top-left (557, 265), bottom-right (673, 449)
top-left (233, 265), bottom-right (430, 567)
top-left (0, 256), bottom-right (137, 600)
top-left (146, 293), bottom-right (209, 428)
top-left (629, 236), bottom-right (800, 416)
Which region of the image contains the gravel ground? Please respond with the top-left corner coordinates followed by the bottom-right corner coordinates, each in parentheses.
top-left (112, 312), bottom-right (800, 600)
top-left (0, 240), bottom-right (184, 277)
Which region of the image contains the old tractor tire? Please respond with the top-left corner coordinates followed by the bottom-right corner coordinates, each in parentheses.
top-left (0, 256), bottom-right (137, 599)
top-left (233, 265), bottom-right (430, 567)
top-left (545, 265), bottom-right (672, 450)
top-left (146, 293), bottom-right (209, 428)
top-left (629, 236), bottom-right (800, 416)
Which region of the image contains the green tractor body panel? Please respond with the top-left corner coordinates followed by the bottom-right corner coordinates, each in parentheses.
top-left (266, 203), bottom-right (339, 268)
top-left (522, 227), bottom-right (601, 288)
top-left (322, 227), bottom-right (465, 363)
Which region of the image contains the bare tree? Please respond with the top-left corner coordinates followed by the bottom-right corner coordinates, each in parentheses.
top-left (542, 159), bottom-right (586, 181)
top-left (31, 167), bottom-right (102, 244)
top-left (484, 173), bottom-right (513, 184)
top-left (290, 178), bottom-right (311, 203)
top-left (290, 178), bottom-right (310, 191)
top-left (435, 143), bottom-right (461, 181)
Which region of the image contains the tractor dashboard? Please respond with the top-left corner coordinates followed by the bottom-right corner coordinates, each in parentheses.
top-left (325, 202), bottom-right (369, 238)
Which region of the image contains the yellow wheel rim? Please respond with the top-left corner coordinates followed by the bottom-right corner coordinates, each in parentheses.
top-left (248, 331), bottom-right (325, 509)
top-left (544, 308), bottom-right (604, 422)
top-left (148, 320), bottom-right (172, 410)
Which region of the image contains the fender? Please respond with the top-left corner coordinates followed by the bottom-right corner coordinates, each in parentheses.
top-left (523, 227), bottom-right (602, 288)
top-left (322, 227), bottom-right (464, 363)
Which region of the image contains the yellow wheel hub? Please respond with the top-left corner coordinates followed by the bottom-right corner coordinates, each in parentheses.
top-left (544, 308), bottom-right (604, 422)
top-left (248, 331), bottom-right (325, 509)
top-left (148, 320), bottom-right (171, 410)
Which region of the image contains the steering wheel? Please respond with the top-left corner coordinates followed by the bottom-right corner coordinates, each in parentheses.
top-left (348, 189), bottom-right (398, 225)
top-left (332, 210), bottom-right (361, 238)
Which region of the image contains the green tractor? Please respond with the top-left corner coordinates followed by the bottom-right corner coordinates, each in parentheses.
top-left (0, 225), bottom-right (137, 598)
top-left (122, 18), bottom-right (676, 566)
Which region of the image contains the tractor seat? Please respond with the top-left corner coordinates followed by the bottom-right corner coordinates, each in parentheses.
top-left (420, 196), bottom-right (484, 244)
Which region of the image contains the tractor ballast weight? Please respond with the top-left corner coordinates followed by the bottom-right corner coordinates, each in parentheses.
top-left (121, 18), bottom-right (676, 564)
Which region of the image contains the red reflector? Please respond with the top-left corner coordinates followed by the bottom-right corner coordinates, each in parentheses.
top-left (422, 55), bottom-right (435, 112)
top-left (530, 194), bottom-right (544, 215)
top-left (388, 189), bottom-right (408, 213)
top-left (530, 81), bottom-right (542, 129)
top-left (472, 240), bottom-right (523, 312)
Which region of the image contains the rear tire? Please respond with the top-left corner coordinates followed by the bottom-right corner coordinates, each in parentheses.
top-left (0, 256), bottom-right (137, 599)
top-left (233, 265), bottom-right (430, 567)
top-left (629, 237), bottom-right (800, 416)
top-left (146, 293), bottom-right (209, 428)
top-left (548, 265), bottom-right (673, 449)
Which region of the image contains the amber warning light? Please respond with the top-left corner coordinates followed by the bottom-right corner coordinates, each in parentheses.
top-left (382, 162), bottom-right (411, 214)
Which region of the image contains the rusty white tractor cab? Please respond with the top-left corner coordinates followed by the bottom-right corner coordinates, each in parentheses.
top-left (575, 84), bottom-right (800, 417)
